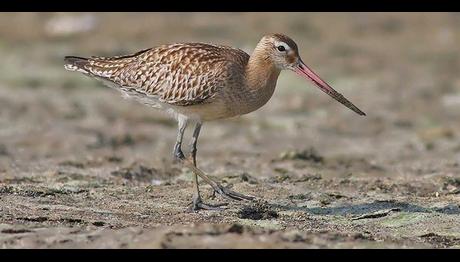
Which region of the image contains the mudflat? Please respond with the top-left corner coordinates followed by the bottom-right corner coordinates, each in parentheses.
top-left (0, 13), bottom-right (459, 248)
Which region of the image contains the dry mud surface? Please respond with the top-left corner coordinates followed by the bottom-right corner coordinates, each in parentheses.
top-left (1, 13), bottom-right (460, 248)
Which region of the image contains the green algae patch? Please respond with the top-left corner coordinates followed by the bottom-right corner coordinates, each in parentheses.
top-left (237, 219), bottom-right (284, 231)
top-left (379, 212), bottom-right (426, 228)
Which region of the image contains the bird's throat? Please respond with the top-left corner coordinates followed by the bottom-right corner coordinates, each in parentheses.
top-left (246, 49), bottom-right (280, 91)
top-left (243, 50), bottom-right (281, 113)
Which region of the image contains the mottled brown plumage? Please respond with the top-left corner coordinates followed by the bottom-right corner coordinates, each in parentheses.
top-left (65, 43), bottom-right (251, 119)
top-left (65, 33), bottom-right (366, 211)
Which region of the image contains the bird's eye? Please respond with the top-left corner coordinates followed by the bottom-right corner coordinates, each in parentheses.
top-left (277, 45), bottom-right (286, 52)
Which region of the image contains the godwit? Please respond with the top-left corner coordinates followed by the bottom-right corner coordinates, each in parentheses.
top-left (64, 33), bottom-right (366, 211)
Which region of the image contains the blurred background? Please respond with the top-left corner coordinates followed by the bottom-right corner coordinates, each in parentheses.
top-left (1, 13), bottom-right (460, 248)
top-left (1, 12), bottom-right (460, 175)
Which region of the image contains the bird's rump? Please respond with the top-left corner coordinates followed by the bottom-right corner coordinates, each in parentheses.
top-left (64, 43), bottom-right (250, 106)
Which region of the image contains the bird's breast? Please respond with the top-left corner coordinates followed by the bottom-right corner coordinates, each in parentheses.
top-left (223, 79), bottom-right (278, 117)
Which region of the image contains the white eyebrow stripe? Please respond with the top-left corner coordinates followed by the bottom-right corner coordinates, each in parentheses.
top-left (275, 41), bottom-right (291, 51)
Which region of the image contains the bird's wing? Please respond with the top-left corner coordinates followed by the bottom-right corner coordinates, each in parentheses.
top-left (67, 43), bottom-right (249, 106)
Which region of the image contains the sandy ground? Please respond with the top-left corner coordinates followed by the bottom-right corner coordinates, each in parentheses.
top-left (0, 12), bottom-right (460, 248)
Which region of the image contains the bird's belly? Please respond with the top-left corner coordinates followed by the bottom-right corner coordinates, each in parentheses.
top-left (117, 86), bottom-right (267, 122)
top-left (181, 89), bottom-right (274, 121)
top-left (173, 99), bottom-right (239, 121)
top-left (114, 86), bottom-right (232, 121)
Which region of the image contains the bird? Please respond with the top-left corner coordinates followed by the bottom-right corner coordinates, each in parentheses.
top-left (64, 33), bottom-right (366, 211)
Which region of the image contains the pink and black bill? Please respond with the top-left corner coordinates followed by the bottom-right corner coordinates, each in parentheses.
top-left (294, 59), bottom-right (366, 116)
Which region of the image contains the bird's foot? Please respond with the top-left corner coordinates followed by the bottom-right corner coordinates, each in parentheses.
top-left (210, 183), bottom-right (255, 202)
top-left (188, 196), bottom-right (228, 212)
top-left (173, 149), bottom-right (186, 163)
top-left (209, 189), bottom-right (217, 200)
top-left (179, 158), bottom-right (255, 202)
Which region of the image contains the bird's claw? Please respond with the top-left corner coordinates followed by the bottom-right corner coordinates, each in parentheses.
top-left (209, 190), bottom-right (217, 200)
top-left (211, 183), bottom-right (254, 201)
top-left (188, 197), bottom-right (228, 212)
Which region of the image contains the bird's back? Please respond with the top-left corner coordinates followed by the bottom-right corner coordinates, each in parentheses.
top-left (65, 43), bottom-right (250, 107)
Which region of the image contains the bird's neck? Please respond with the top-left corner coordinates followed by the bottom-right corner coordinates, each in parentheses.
top-left (246, 47), bottom-right (281, 92)
top-left (238, 47), bottom-right (281, 114)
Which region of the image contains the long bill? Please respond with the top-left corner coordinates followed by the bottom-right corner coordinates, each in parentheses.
top-left (293, 60), bottom-right (366, 116)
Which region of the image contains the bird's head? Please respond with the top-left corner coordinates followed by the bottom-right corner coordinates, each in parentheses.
top-left (259, 33), bottom-right (300, 70)
top-left (257, 33), bottom-right (366, 116)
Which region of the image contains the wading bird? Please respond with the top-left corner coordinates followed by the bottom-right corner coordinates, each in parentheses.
top-left (64, 33), bottom-right (366, 211)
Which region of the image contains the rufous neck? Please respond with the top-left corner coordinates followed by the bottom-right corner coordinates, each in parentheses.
top-left (246, 46), bottom-right (281, 91)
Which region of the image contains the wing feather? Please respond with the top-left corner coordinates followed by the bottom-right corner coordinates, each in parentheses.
top-left (73, 43), bottom-right (249, 106)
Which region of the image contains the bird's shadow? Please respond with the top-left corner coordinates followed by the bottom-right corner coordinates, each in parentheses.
top-left (263, 200), bottom-right (460, 216)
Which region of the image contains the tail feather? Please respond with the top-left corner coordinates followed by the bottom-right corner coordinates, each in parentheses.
top-left (64, 54), bottom-right (130, 79)
top-left (64, 56), bottom-right (89, 73)
top-left (64, 55), bottom-right (124, 88)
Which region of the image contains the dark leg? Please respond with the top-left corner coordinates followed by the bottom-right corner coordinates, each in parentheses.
top-left (181, 123), bottom-right (254, 203)
top-left (190, 122), bottom-right (201, 167)
top-left (173, 116), bottom-right (187, 161)
top-left (183, 159), bottom-right (255, 202)
top-left (188, 123), bottom-right (253, 201)
top-left (190, 122), bottom-right (201, 203)
top-left (188, 122), bottom-right (227, 211)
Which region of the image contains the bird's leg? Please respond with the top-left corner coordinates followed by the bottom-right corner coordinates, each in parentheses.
top-left (180, 124), bottom-right (254, 203)
top-left (188, 122), bottom-right (227, 211)
top-left (173, 117), bottom-right (187, 162)
top-left (173, 118), bottom-right (253, 211)
top-left (189, 122), bottom-right (201, 167)
top-left (182, 159), bottom-right (255, 202)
